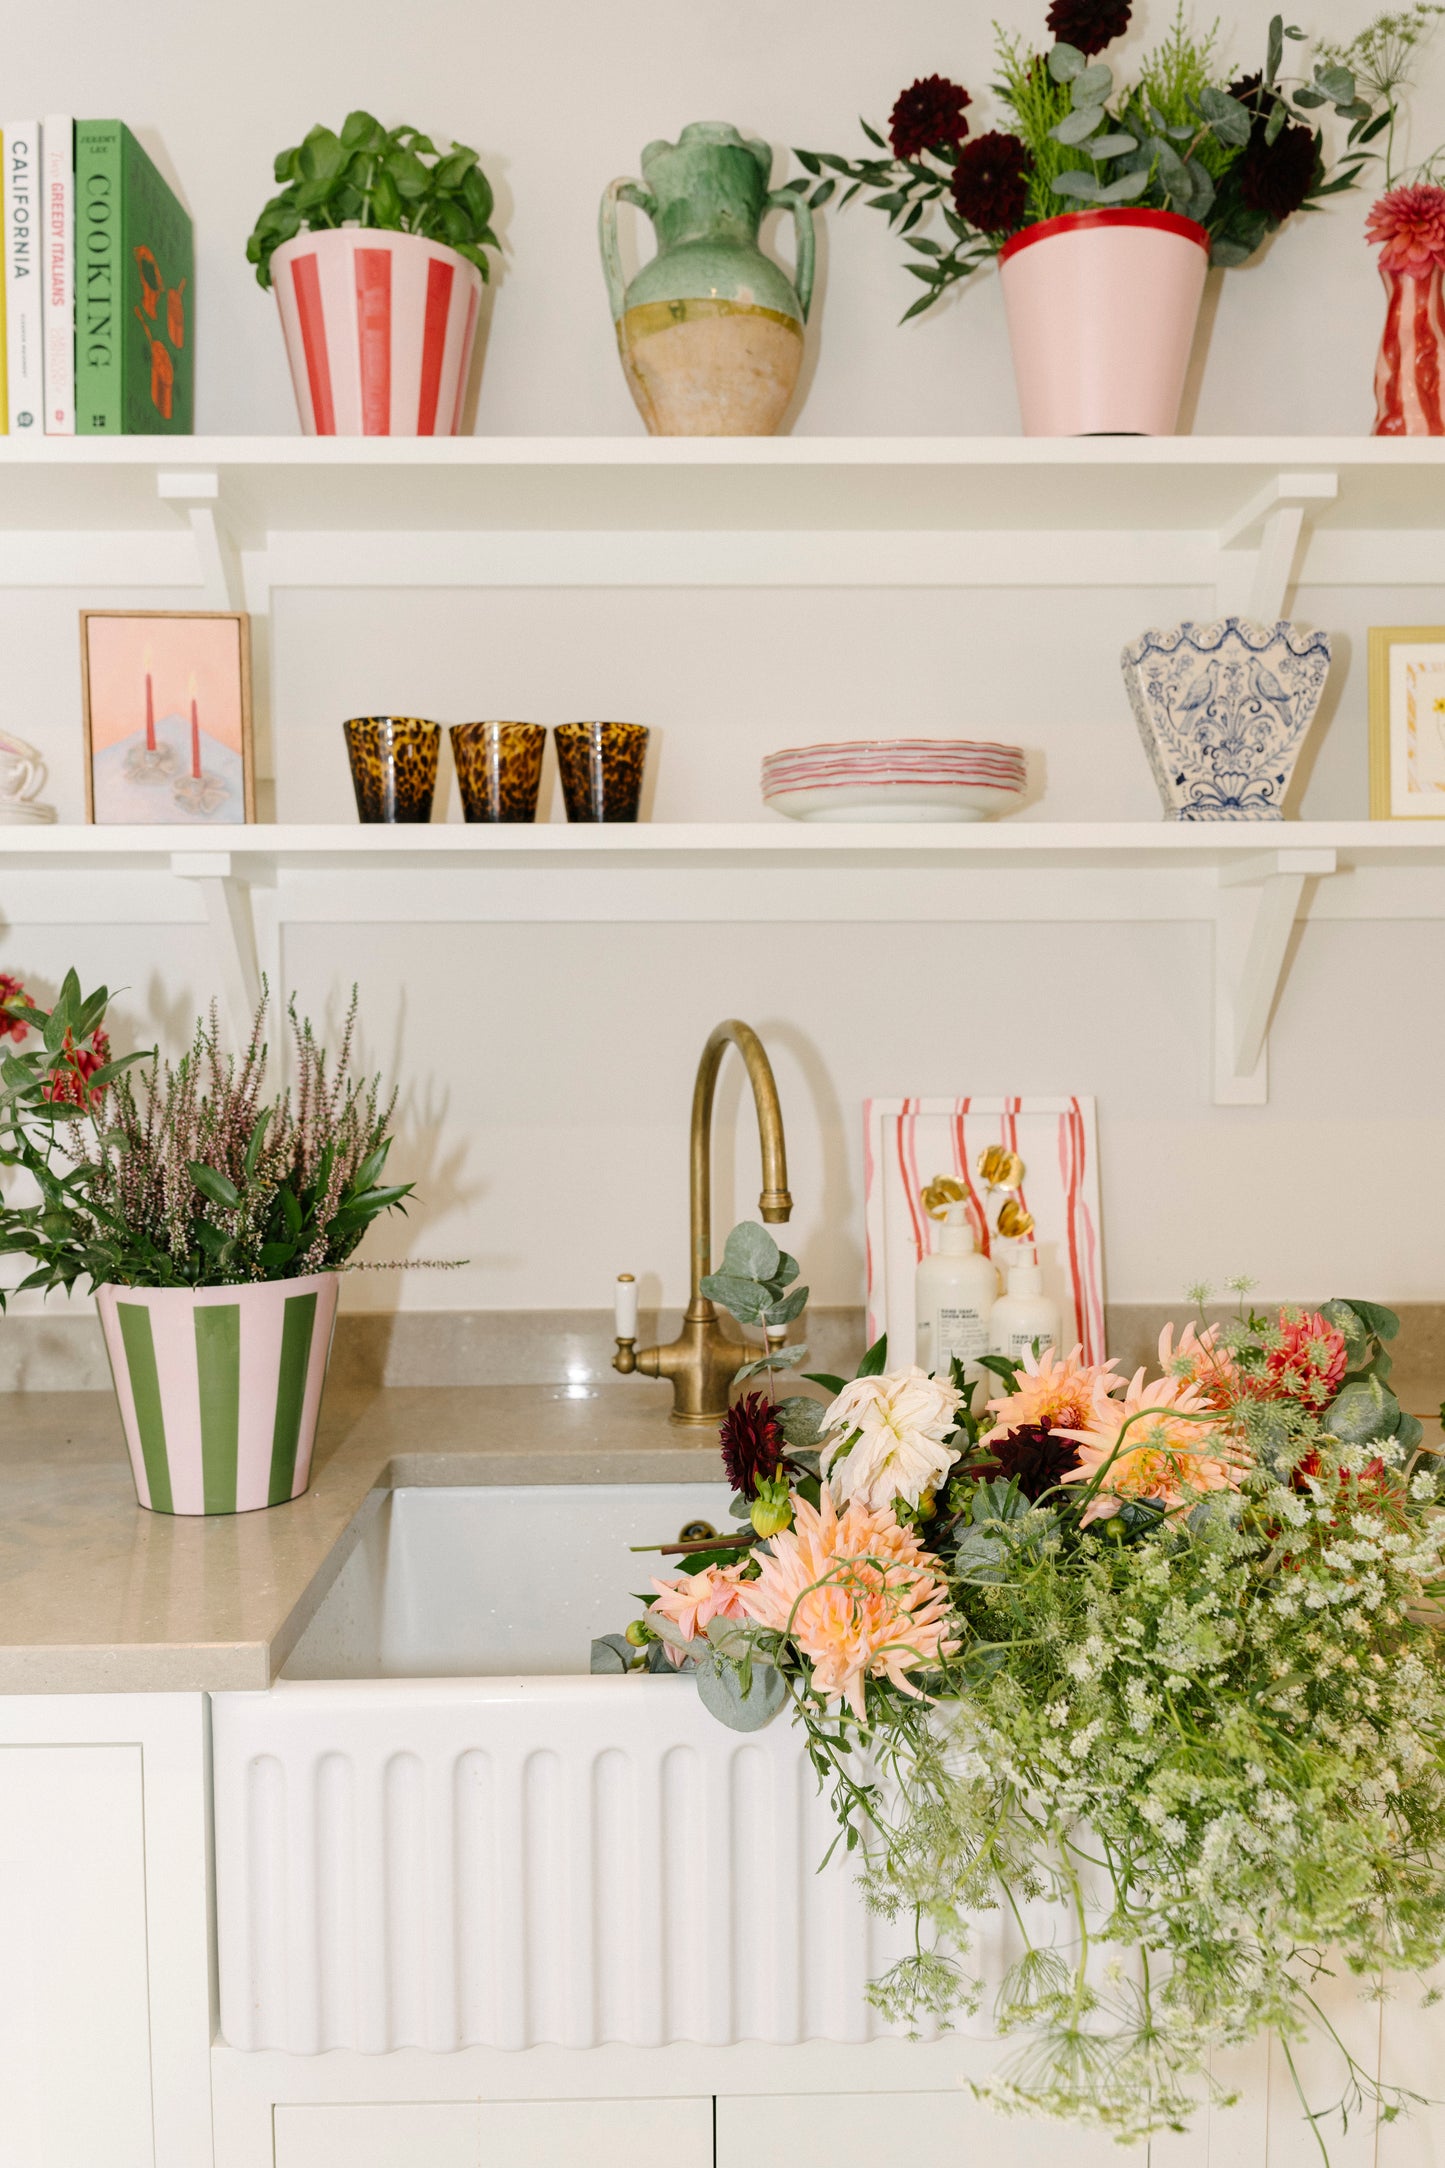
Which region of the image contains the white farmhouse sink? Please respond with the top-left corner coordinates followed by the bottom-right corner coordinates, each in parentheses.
top-left (282, 1482), bottom-right (737, 1678)
top-left (211, 1484), bottom-right (928, 2057)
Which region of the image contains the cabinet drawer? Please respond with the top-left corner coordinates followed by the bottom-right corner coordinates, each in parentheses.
top-left (274, 2096), bottom-right (713, 2168)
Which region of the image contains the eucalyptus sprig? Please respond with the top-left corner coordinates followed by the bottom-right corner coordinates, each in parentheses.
top-left (246, 110), bottom-right (500, 288)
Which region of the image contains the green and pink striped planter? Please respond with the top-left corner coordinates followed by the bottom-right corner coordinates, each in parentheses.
top-left (96, 1274), bottom-right (340, 1516)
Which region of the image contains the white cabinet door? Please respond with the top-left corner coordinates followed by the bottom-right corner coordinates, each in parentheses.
top-left (0, 1744), bottom-right (154, 2168)
top-left (718, 2091), bottom-right (1134, 2168)
top-left (274, 2096), bottom-right (714, 2168)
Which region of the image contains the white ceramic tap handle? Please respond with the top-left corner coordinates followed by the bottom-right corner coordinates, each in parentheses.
top-left (615, 1273), bottom-right (638, 1339)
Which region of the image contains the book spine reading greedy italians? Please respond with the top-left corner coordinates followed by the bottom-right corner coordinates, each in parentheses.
top-left (42, 115), bottom-right (74, 434)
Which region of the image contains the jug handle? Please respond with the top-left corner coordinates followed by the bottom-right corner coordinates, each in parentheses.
top-left (599, 179), bottom-right (658, 321)
top-left (767, 186), bottom-right (815, 323)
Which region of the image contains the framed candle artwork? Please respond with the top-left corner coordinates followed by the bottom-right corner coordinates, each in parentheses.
top-left (1368, 625), bottom-right (1445, 820)
top-left (79, 610), bottom-right (255, 825)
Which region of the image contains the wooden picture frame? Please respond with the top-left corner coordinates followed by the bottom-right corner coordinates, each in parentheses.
top-left (1368, 625), bottom-right (1445, 821)
top-left (79, 609), bottom-right (255, 825)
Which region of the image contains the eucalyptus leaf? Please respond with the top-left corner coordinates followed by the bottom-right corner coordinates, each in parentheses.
top-left (1052, 171), bottom-right (1104, 201)
top-left (590, 1635), bottom-right (632, 1675)
top-left (1397, 1411), bottom-right (1425, 1455)
top-left (1098, 168), bottom-right (1153, 203)
top-left (953, 1527), bottom-right (1009, 1582)
top-left (776, 1395), bottom-right (828, 1449)
top-left (1048, 41), bottom-right (1085, 81)
top-left (1091, 133), bottom-right (1141, 158)
top-left (733, 1345), bottom-right (810, 1383)
top-left (1197, 87), bottom-right (1253, 147)
top-left (1326, 1376), bottom-right (1401, 1446)
top-left (719, 1221), bottom-right (782, 1284)
top-left (694, 1651), bottom-right (787, 1731)
top-left (699, 1269), bottom-right (770, 1322)
top-left (1073, 62), bottom-right (1114, 102)
top-left (1053, 106), bottom-right (1107, 145)
top-left (763, 1286), bottom-right (809, 1328)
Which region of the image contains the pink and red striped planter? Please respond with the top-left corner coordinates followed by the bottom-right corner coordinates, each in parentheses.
top-left (271, 228), bottom-right (483, 437)
top-left (1373, 264), bottom-right (1445, 436)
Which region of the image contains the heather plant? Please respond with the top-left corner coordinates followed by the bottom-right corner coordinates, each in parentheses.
top-left (0, 971), bottom-right (410, 1301)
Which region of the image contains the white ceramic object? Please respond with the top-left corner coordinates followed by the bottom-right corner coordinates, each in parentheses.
top-left (999, 208), bottom-right (1210, 437)
top-left (0, 729), bottom-right (56, 821)
top-left (95, 1274), bottom-right (340, 1515)
top-left (271, 227), bottom-right (484, 437)
top-left (211, 1482), bottom-right (936, 2054)
top-left (1120, 616), bottom-right (1334, 822)
top-left (764, 778), bottom-right (1023, 823)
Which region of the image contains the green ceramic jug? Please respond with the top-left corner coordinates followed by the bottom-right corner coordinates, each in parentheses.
top-left (600, 122), bottom-right (815, 437)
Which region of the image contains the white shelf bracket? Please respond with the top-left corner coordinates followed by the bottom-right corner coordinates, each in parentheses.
top-left (157, 469), bottom-right (245, 612)
top-left (1212, 846), bottom-right (1338, 1104)
top-left (170, 852), bottom-right (262, 1038)
top-left (1215, 471), bottom-right (1338, 624)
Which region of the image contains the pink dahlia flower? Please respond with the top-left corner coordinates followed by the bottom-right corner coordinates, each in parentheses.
top-left (983, 1342), bottom-right (1122, 1444)
top-left (1157, 1320), bottom-right (1238, 1410)
top-left (1260, 1307), bottom-right (1347, 1411)
top-left (738, 1489), bottom-right (957, 1721)
top-left (1060, 1368), bottom-right (1245, 1525)
top-left (648, 1562), bottom-right (750, 1664)
top-left (1366, 185), bottom-right (1445, 278)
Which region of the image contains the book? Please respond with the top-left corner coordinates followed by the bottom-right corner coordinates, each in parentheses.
top-left (75, 121), bottom-right (192, 435)
top-left (3, 121), bottom-right (41, 433)
top-left (0, 132), bottom-right (7, 433)
top-left (41, 115), bottom-right (73, 434)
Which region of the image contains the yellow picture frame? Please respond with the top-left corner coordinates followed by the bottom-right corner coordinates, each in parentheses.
top-left (1368, 625), bottom-right (1445, 820)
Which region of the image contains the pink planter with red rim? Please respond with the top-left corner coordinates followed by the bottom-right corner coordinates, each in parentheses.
top-left (999, 208), bottom-right (1211, 437)
top-left (271, 227), bottom-right (483, 436)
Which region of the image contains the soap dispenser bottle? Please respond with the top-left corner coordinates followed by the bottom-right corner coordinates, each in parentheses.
top-left (916, 1203), bottom-right (997, 1378)
top-left (989, 1252), bottom-right (1062, 1364)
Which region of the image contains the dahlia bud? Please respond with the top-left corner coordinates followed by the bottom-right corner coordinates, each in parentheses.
top-left (625, 1616), bottom-right (654, 1647)
top-left (750, 1476), bottom-right (794, 1538)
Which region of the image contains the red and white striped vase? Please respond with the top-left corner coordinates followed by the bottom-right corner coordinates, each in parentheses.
top-left (1372, 262), bottom-right (1445, 435)
top-left (271, 227), bottom-right (484, 436)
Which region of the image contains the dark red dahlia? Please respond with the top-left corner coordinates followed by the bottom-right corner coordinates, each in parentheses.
top-left (888, 75), bottom-right (972, 162)
top-left (1235, 117), bottom-right (1320, 224)
top-left (950, 132), bottom-right (1033, 234)
top-left (1046, 0), bottom-right (1131, 56)
top-left (981, 1423), bottom-right (1081, 1502)
top-left (719, 1391), bottom-right (787, 1499)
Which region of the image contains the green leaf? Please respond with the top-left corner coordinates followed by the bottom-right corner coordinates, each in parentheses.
top-left (298, 125), bottom-right (348, 185)
top-left (1052, 105), bottom-right (1107, 145)
top-left (861, 119), bottom-right (886, 149)
top-left (1345, 1299), bottom-right (1400, 1342)
top-left (1072, 62), bottom-right (1114, 103)
top-left (694, 1650), bottom-right (786, 1731)
top-left (590, 1635), bottom-right (632, 1675)
top-left (1266, 15), bottom-right (1285, 84)
top-left (803, 1372), bottom-right (846, 1396)
top-left (1098, 167), bottom-right (1152, 202)
top-left (718, 1221), bottom-right (781, 1284)
top-left (1048, 41), bottom-right (1085, 81)
top-left (1326, 1376), bottom-right (1400, 1445)
top-left (189, 1162), bottom-right (241, 1212)
top-left (794, 147), bottom-right (822, 175)
top-left (699, 1270), bottom-right (769, 1322)
top-left (775, 1396), bottom-right (827, 1449)
top-left (762, 1286), bottom-right (808, 1328)
top-left (809, 178), bottom-right (836, 208)
top-left (856, 1333), bottom-right (889, 1378)
top-left (1052, 170), bottom-right (1104, 200)
top-left (1316, 64), bottom-right (1356, 103)
top-left (1091, 132), bottom-right (1141, 158)
top-left (1198, 87), bottom-right (1253, 147)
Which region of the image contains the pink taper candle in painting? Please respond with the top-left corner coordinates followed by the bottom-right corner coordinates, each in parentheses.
top-left (189, 674), bottom-right (201, 779)
top-left (144, 647), bottom-right (156, 753)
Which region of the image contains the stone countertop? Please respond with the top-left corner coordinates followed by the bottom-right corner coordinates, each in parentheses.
top-left (0, 1383), bottom-right (723, 1696)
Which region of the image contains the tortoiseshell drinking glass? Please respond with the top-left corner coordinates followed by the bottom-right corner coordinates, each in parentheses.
top-left (343, 716), bottom-right (441, 824)
top-left (450, 721), bottom-right (547, 823)
top-left (553, 721), bottom-right (650, 823)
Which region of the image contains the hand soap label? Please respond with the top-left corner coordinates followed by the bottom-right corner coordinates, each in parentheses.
top-left (934, 1302), bottom-right (988, 1369)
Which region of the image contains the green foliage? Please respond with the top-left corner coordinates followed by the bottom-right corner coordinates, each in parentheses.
top-left (800, 3), bottom-right (1381, 315)
top-left (0, 975), bottom-right (411, 1300)
top-left (701, 1218), bottom-right (812, 1390)
top-left (246, 110), bottom-right (500, 288)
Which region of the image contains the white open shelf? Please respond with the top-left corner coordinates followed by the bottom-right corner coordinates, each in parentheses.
top-left (3, 820), bottom-right (1443, 1107)
top-left (2, 436), bottom-right (1441, 615)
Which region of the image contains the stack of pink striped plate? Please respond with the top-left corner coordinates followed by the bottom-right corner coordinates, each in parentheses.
top-left (761, 737), bottom-right (1028, 823)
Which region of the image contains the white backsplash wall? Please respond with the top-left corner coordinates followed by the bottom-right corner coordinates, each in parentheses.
top-left (3, 0), bottom-right (1445, 1326)
top-left (4, 0), bottom-right (1443, 437)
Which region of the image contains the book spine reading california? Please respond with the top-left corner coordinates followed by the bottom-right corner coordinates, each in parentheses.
top-left (0, 131), bottom-right (7, 432)
top-left (75, 120), bottom-right (193, 434)
top-left (41, 114), bottom-right (74, 434)
top-left (3, 122), bottom-right (42, 433)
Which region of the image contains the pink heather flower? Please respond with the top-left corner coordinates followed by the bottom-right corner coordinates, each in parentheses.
top-left (1260, 1307), bottom-right (1347, 1411)
top-left (648, 1562), bottom-right (750, 1661)
top-left (1157, 1320), bottom-right (1238, 1410)
top-left (737, 1489), bottom-right (957, 1721)
top-left (1060, 1368), bottom-right (1245, 1525)
top-left (983, 1342), bottom-right (1122, 1445)
top-left (1366, 184), bottom-right (1445, 278)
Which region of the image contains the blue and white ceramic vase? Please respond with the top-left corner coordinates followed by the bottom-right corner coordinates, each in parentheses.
top-left (1120, 617), bottom-right (1333, 822)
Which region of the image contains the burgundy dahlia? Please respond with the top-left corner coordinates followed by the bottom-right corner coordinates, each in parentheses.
top-left (951, 132), bottom-right (1033, 235)
top-left (1046, 0), bottom-right (1131, 56)
top-left (719, 1391), bottom-right (787, 1499)
top-left (888, 75), bottom-right (972, 163)
top-left (1235, 117), bottom-right (1320, 224)
top-left (983, 1423), bottom-right (1081, 1503)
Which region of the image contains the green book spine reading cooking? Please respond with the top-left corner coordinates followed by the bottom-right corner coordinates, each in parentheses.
top-left (74, 120), bottom-right (192, 434)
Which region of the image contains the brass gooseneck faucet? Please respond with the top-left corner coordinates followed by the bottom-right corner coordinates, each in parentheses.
top-left (614, 1019), bottom-right (792, 1426)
